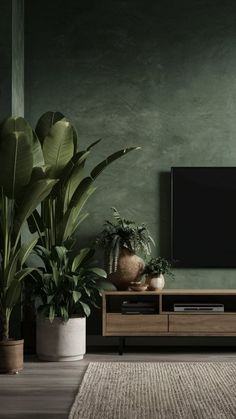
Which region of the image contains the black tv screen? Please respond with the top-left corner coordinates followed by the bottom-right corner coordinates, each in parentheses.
top-left (171, 167), bottom-right (236, 268)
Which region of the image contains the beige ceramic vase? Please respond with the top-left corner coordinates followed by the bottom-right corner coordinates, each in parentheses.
top-left (146, 274), bottom-right (165, 290)
top-left (108, 248), bottom-right (145, 290)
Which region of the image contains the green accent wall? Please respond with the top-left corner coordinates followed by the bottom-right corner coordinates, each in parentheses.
top-left (25, 0), bottom-right (236, 291)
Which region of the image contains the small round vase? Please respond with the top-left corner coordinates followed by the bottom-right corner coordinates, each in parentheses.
top-left (147, 274), bottom-right (165, 290)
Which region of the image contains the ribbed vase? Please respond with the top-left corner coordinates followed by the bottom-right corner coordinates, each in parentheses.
top-left (108, 248), bottom-right (144, 290)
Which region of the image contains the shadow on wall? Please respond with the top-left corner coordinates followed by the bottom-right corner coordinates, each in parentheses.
top-left (159, 171), bottom-right (171, 259)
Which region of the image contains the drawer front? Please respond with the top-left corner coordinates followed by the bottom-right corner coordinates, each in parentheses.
top-left (106, 314), bottom-right (168, 335)
top-left (169, 314), bottom-right (236, 333)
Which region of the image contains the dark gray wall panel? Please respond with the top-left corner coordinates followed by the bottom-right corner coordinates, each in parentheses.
top-left (0, 1), bottom-right (12, 118)
top-left (12, 0), bottom-right (24, 117)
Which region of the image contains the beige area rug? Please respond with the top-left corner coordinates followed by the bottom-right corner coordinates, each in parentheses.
top-left (69, 362), bottom-right (236, 419)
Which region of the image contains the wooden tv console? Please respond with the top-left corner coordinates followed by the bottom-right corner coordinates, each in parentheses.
top-left (102, 289), bottom-right (236, 354)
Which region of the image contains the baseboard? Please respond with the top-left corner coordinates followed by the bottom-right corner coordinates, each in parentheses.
top-left (87, 335), bottom-right (236, 347)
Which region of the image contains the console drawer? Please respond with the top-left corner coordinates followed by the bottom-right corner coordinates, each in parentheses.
top-left (169, 314), bottom-right (236, 333)
top-left (105, 314), bottom-right (168, 335)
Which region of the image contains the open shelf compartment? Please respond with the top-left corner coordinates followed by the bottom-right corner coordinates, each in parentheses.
top-left (161, 294), bottom-right (236, 313)
top-left (105, 294), bottom-right (160, 314)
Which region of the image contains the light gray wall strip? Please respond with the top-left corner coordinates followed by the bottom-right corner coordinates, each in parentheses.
top-left (12, 0), bottom-right (24, 117)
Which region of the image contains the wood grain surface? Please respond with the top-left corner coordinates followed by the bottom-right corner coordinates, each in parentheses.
top-left (1, 353), bottom-right (236, 418)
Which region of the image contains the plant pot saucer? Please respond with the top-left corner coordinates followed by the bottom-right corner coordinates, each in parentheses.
top-left (128, 285), bottom-right (148, 292)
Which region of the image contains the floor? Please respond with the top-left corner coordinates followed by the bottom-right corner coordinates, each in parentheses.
top-left (1, 350), bottom-right (236, 419)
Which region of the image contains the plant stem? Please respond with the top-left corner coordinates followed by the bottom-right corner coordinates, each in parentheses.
top-left (2, 193), bottom-right (11, 276)
top-left (2, 309), bottom-right (10, 340)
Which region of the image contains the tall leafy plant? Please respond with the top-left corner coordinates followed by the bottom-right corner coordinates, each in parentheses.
top-left (0, 117), bottom-right (56, 340)
top-left (26, 112), bottom-right (140, 321)
top-left (29, 111), bottom-right (140, 252)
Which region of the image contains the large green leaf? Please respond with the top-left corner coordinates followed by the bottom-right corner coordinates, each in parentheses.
top-left (52, 246), bottom-right (68, 267)
top-left (61, 184), bottom-right (96, 242)
top-left (49, 305), bottom-right (55, 322)
top-left (63, 151), bottom-right (90, 212)
top-left (58, 179), bottom-right (96, 243)
top-left (35, 245), bottom-right (51, 259)
top-left (79, 301), bottom-right (91, 317)
top-left (87, 268), bottom-right (107, 278)
top-left (32, 131), bottom-right (45, 167)
top-left (0, 116), bottom-right (33, 141)
top-left (5, 247), bottom-right (21, 287)
top-left (50, 150), bottom-right (90, 203)
top-left (72, 291), bottom-right (81, 303)
top-left (18, 237), bottom-right (38, 266)
top-left (34, 246), bottom-right (52, 271)
top-left (5, 280), bottom-right (21, 310)
top-left (90, 147), bottom-right (141, 180)
top-left (60, 306), bottom-right (69, 321)
top-left (5, 267), bottom-right (35, 309)
top-left (42, 120), bottom-right (74, 178)
top-left (63, 147), bottom-right (139, 230)
top-left (14, 179), bottom-right (57, 235)
top-left (64, 211), bottom-right (89, 243)
top-left (68, 177), bottom-right (93, 209)
top-left (71, 248), bottom-right (92, 272)
top-left (56, 209), bottom-right (88, 244)
top-left (0, 131), bottom-right (33, 198)
top-left (29, 166), bottom-right (50, 184)
top-left (86, 138), bottom-right (102, 150)
top-left (14, 267), bottom-right (37, 282)
top-left (35, 111), bottom-right (65, 144)
top-left (27, 209), bottom-right (45, 235)
top-left (72, 184), bottom-right (96, 214)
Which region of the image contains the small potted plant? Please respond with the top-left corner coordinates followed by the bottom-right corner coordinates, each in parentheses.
top-left (96, 208), bottom-right (155, 289)
top-left (143, 257), bottom-right (173, 290)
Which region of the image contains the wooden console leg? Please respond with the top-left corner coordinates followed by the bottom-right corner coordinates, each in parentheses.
top-left (119, 337), bottom-right (125, 355)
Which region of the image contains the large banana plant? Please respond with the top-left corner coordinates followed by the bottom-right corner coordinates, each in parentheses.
top-left (28, 111), bottom-right (140, 251)
top-left (0, 117), bottom-right (57, 340)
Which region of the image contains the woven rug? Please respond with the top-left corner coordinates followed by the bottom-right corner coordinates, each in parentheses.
top-left (69, 362), bottom-right (236, 419)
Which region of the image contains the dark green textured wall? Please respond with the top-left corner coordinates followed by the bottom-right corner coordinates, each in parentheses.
top-left (25, 0), bottom-right (236, 290)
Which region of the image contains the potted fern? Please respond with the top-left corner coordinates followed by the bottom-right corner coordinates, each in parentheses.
top-left (96, 208), bottom-right (155, 289)
top-left (143, 257), bottom-right (173, 290)
top-left (0, 117), bottom-right (56, 373)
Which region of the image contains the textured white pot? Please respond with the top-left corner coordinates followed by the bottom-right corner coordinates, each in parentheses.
top-left (36, 316), bottom-right (86, 361)
top-left (148, 274), bottom-right (165, 290)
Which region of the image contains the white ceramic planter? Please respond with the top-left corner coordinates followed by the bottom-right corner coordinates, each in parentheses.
top-left (148, 274), bottom-right (165, 290)
top-left (36, 316), bottom-right (86, 361)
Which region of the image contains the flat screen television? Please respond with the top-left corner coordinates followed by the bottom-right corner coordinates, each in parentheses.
top-left (171, 167), bottom-right (236, 268)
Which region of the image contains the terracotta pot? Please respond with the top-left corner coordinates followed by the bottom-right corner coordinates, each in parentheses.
top-left (146, 274), bottom-right (165, 290)
top-left (108, 248), bottom-right (145, 290)
top-left (36, 316), bottom-right (86, 361)
top-left (0, 339), bottom-right (24, 374)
